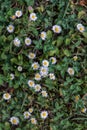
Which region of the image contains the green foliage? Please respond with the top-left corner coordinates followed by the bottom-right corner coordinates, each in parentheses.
top-left (0, 0), bottom-right (87, 129)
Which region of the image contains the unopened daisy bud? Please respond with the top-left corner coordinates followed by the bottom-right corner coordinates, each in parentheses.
top-left (29, 108), bottom-right (33, 113)
top-left (10, 117), bottom-right (19, 125)
top-left (25, 37), bottom-right (32, 46)
top-left (7, 25), bottom-right (14, 33)
top-left (50, 57), bottom-right (57, 64)
top-left (73, 56), bottom-right (78, 61)
top-left (17, 66), bottom-right (22, 72)
top-left (77, 23), bottom-right (85, 33)
top-left (40, 111), bottom-right (48, 119)
top-left (30, 13), bottom-right (37, 21)
top-left (13, 37), bottom-right (21, 47)
top-left (15, 10), bottom-right (22, 18)
top-left (41, 90), bottom-right (48, 97)
top-left (11, 15), bottom-right (16, 20)
top-left (81, 108), bottom-right (86, 113)
top-left (67, 67), bottom-right (74, 76)
top-left (28, 6), bottom-right (34, 13)
top-left (3, 93), bottom-right (11, 100)
top-left (10, 73), bottom-right (15, 80)
top-left (40, 31), bottom-right (46, 40)
top-left (30, 117), bottom-right (37, 124)
top-left (49, 73), bottom-right (56, 80)
top-left (75, 95), bottom-right (80, 102)
top-left (24, 111), bottom-right (31, 119)
top-left (52, 25), bottom-right (62, 34)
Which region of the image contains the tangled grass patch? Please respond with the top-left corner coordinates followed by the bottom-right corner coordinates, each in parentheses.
top-left (0, 0), bottom-right (87, 129)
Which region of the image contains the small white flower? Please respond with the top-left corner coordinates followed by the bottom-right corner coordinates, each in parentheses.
top-left (77, 23), bottom-right (85, 32)
top-left (25, 37), bottom-right (32, 46)
top-left (28, 80), bottom-right (35, 88)
top-left (7, 25), bottom-right (14, 33)
top-left (52, 25), bottom-right (62, 33)
top-left (13, 37), bottom-right (21, 47)
top-left (41, 90), bottom-right (48, 97)
top-left (32, 62), bottom-right (40, 70)
top-left (30, 13), bottom-right (37, 21)
top-left (49, 73), bottom-right (56, 80)
top-left (67, 67), bottom-right (74, 76)
top-left (40, 31), bottom-right (46, 40)
top-left (35, 73), bottom-right (41, 81)
top-left (40, 67), bottom-right (48, 77)
top-left (50, 57), bottom-right (57, 64)
top-left (42, 60), bottom-right (49, 67)
top-left (3, 93), bottom-right (11, 100)
top-left (40, 111), bottom-right (48, 119)
top-left (15, 10), bottom-right (22, 18)
top-left (29, 108), bottom-right (33, 113)
top-left (28, 52), bottom-right (36, 59)
top-left (17, 66), bottom-right (22, 72)
top-left (10, 117), bottom-right (19, 125)
top-left (10, 73), bottom-right (15, 80)
top-left (34, 84), bottom-right (41, 92)
top-left (24, 111), bottom-right (31, 119)
top-left (30, 117), bottom-right (37, 124)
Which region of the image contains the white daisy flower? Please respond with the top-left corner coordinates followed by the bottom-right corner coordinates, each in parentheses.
top-left (7, 25), bottom-right (14, 33)
top-left (29, 108), bottom-right (33, 113)
top-left (42, 60), bottom-right (49, 67)
top-left (28, 52), bottom-right (36, 59)
top-left (35, 73), bottom-right (41, 81)
top-left (30, 13), bottom-right (37, 21)
top-left (40, 111), bottom-right (48, 119)
top-left (25, 37), bottom-right (32, 46)
top-left (3, 93), bottom-right (11, 100)
top-left (40, 67), bottom-right (48, 77)
top-left (28, 80), bottom-right (35, 88)
top-left (32, 62), bottom-right (40, 70)
top-left (49, 73), bottom-right (56, 80)
top-left (30, 117), bottom-right (37, 124)
top-left (24, 111), bottom-right (31, 119)
top-left (77, 23), bottom-right (85, 32)
top-left (10, 73), bottom-right (15, 80)
top-left (17, 66), bottom-right (22, 72)
top-left (52, 25), bottom-right (62, 33)
top-left (50, 57), bottom-right (57, 64)
top-left (10, 117), bottom-right (19, 125)
top-left (15, 10), bottom-right (22, 18)
top-left (13, 37), bottom-right (21, 47)
top-left (67, 67), bottom-right (74, 76)
top-left (40, 31), bottom-right (46, 40)
top-left (41, 90), bottom-right (48, 97)
top-left (34, 84), bottom-right (41, 92)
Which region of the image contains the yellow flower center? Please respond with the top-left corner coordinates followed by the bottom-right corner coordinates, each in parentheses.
top-left (55, 27), bottom-right (59, 32)
top-left (17, 12), bottom-right (21, 16)
top-left (43, 61), bottom-right (48, 66)
top-left (12, 119), bottom-right (17, 124)
top-left (35, 74), bottom-right (40, 78)
top-left (5, 93), bottom-right (10, 98)
top-left (33, 64), bottom-right (38, 69)
top-left (32, 15), bottom-right (35, 19)
top-left (79, 27), bottom-right (83, 31)
top-left (41, 33), bottom-right (44, 38)
top-left (9, 26), bottom-right (13, 30)
top-left (42, 112), bottom-right (46, 117)
top-left (29, 81), bottom-right (34, 86)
